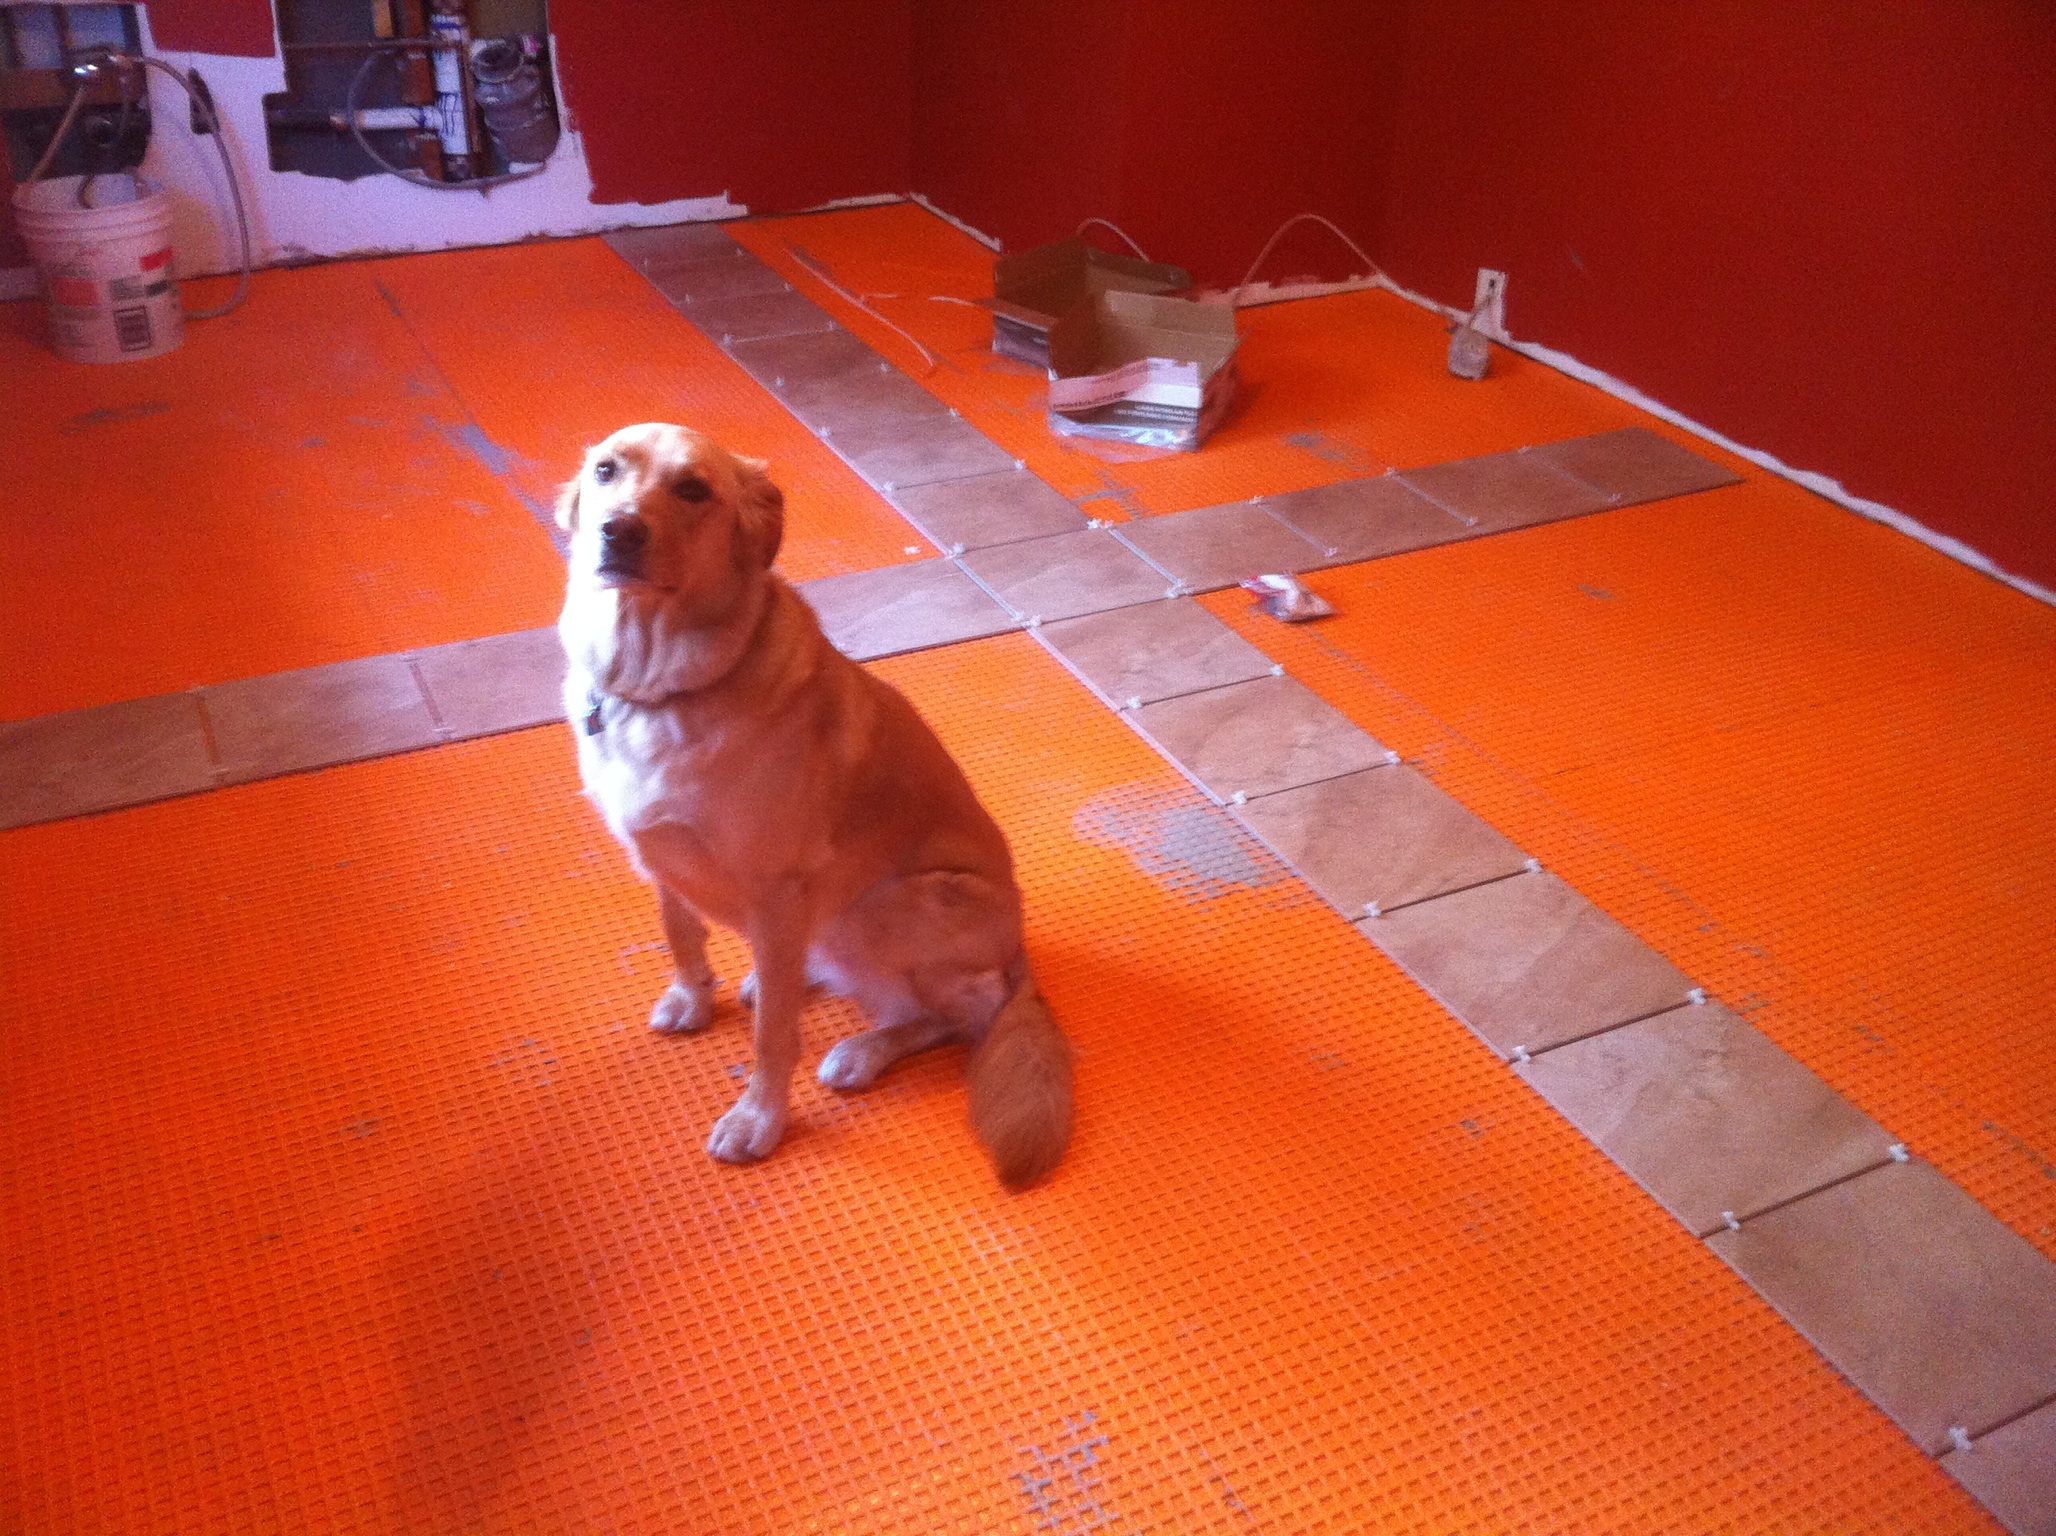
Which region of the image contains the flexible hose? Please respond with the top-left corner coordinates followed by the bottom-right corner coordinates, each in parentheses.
top-left (24, 53), bottom-right (254, 319)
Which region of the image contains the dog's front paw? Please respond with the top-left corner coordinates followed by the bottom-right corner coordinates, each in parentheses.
top-left (707, 1095), bottom-right (787, 1163)
top-left (650, 979), bottom-right (717, 1035)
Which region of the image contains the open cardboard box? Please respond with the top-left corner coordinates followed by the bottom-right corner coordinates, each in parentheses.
top-left (983, 236), bottom-right (1191, 367)
top-left (1046, 290), bottom-right (1240, 450)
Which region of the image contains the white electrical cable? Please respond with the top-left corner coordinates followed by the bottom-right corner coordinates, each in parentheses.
top-left (1234, 212), bottom-right (1386, 304)
top-left (1075, 217), bottom-right (1151, 261)
top-left (780, 243), bottom-right (942, 374)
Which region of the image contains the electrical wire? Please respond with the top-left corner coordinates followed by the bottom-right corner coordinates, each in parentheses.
top-left (344, 51), bottom-right (545, 192)
top-left (1233, 212), bottom-right (1385, 304)
top-left (76, 60), bottom-right (138, 209)
top-left (780, 243), bottom-right (943, 374)
top-left (1075, 217), bottom-right (1151, 261)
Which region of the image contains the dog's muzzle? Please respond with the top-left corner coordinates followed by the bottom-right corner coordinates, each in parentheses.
top-left (596, 515), bottom-right (649, 581)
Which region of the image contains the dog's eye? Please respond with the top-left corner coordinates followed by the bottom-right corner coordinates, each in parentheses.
top-left (673, 475), bottom-right (712, 503)
top-left (592, 460), bottom-right (617, 484)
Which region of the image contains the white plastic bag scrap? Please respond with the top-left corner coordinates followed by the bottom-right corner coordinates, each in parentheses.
top-left (1241, 574), bottom-right (1335, 622)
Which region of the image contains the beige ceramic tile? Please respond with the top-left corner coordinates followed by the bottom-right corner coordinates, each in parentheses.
top-left (796, 560), bottom-right (1018, 660)
top-left (0, 692), bottom-right (213, 829)
top-left (686, 284), bottom-right (836, 345)
top-left (1357, 870), bottom-right (1695, 1057)
top-left (821, 412), bottom-right (1021, 493)
top-left (411, 628), bottom-right (567, 741)
top-left (1128, 675), bottom-right (1390, 804)
top-left (1515, 1001), bottom-right (1897, 1235)
top-left (1114, 502), bottom-right (1329, 592)
top-left (1943, 1397), bottom-right (2056, 1536)
top-left (1709, 1159), bottom-right (2056, 1456)
top-left (1259, 475), bottom-right (1473, 565)
top-left (958, 529), bottom-right (1172, 623)
top-left (888, 469), bottom-right (1088, 552)
top-left (1400, 448), bottom-right (1613, 535)
top-left (647, 250), bottom-right (792, 306)
top-left (725, 329), bottom-right (949, 434)
top-left (1036, 599), bottom-right (1278, 708)
top-left (602, 222), bottom-right (743, 273)
top-left (202, 655), bottom-right (441, 784)
top-left (1532, 427), bottom-right (1743, 507)
top-left (1233, 765), bottom-right (1529, 917)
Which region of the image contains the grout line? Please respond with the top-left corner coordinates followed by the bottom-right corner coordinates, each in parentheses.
top-left (1505, 987), bottom-right (1710, 1062)
top-left (1390, 472), bottom-right (1481, 529)
top-left (1703, 1154), bottom-right (1909, 1235)
top-left (1953, 1386), bottom-right (2056, 1453)
top-left (405, 655), bottom-right (454, 743)
top-left (1523, 445), bottom-right (1630, 506)
top-left (1697, 1149), bottom-right (1905, 1240)
top-left (1336, 861), bottom-right (1529, 925)
top-left (189, 685), bottom-right (226, 785)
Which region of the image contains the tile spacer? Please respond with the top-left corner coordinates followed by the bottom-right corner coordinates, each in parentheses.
top-left (1124, 696), bottom-right (1142, 711)
top-left (1087, 517), bottom-right (1108, 530)
top-left (949, 408), bottom-right (961, 419)
top-left (882, 479), bottom-right (898, 492)
top-left (1523, 857), bottom-right (1542, 874)
top-left (1269, 663), bottom-right (1286, 677)
top-left (1025, 614), bottom-right (1042, 629)
top-left (1364, 902), bottom-right (1381, 919)
top-left (1889, 1142), bottom-right (1910, 1162)
top-left (1948, 1426), bottom-right (1973, 1454)
top-left (1229, 791), bottom-right (1248, 805)
top-left (1722, 1211), bottom-right (1741, 1232)
top-left (772, 375), bottom-right (786, 388)
top-left (1384, 749), bottom-right (1401, 765)
top-left (1688, 987), bottom-right (1707, 1005)
top-left (1014, 458), bottom-right (1027, 470)
top-left (1511, 1045), bottom-right (1532, 1064)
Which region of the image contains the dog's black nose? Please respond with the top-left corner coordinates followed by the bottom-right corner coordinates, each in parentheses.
top-left (600, 515), bottom-right (648, 553)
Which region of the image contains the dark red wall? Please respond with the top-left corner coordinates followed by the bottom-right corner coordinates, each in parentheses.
top-left (1375, 1), bottom-right (2056, 592)
top-left (551, 0), bottom-right (912, 213)
top-left (909, 1), bottom-right (2056, 592)
top-left (912, 0), bottom-right (1408, 287)
top-left (145, 0), bottom-right (276, 57)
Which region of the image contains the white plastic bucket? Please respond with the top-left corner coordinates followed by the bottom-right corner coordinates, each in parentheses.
top-left (11, 173), bottom-right (183, 363)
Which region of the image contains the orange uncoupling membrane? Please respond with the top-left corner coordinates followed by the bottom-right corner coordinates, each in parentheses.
top-left (0, 641), bottom-right (1989, 1533)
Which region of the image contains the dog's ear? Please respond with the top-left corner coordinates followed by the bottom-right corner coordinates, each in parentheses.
top-left (554, 474), bottom-right (584, 533)
top-left (733, 454), bottom-right (785, 571)
top-left (554, 475), bottom-right (582, 533)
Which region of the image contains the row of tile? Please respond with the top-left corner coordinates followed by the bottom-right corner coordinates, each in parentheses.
top-left (611, 222), bottom-right (2053, 1531)
top-left (1036, 592), bottom-right (2056, 1514)
top-left (605, 223), bottom-right (1744, 586)
top-left (0, 628), bottom-right (567, 830)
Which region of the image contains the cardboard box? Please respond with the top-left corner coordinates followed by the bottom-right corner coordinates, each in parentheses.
top-left (984, 236), bottom-right (1190, 367)
top-left (1046, 290), bottom-right (1240, 450)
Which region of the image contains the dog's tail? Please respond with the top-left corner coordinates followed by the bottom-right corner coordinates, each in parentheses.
top-left (966, 962), bottom-right (1074, 1191)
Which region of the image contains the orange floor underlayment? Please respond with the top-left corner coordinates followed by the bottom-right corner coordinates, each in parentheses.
top-left (5, 203), bottom-right (2054, 1532)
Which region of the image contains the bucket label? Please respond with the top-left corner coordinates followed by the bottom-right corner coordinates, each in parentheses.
top-left (113, 306), bottom-right (154, 352)
top-left (108, 275), bottom-right (172, 301)
top-left (52, 275), bottom-right (98, 307)
top-left (140, 247), bottom-right (172, 271)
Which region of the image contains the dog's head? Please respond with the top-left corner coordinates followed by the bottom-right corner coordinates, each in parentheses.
top-left (558, 423), bottom-right (784, 606)
top-left (557, 424), bottom-right (787, 700)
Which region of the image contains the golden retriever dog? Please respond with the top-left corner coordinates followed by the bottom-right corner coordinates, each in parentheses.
top-left (557, 423), bottom-right (1074, 1189)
